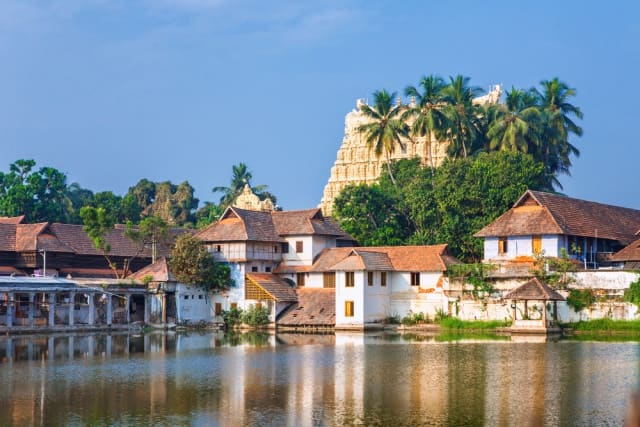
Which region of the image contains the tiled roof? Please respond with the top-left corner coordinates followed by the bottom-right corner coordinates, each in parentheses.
top-left (272, 264), bottom-right (312, 274)
top-left (196, 207), bottom-right (354, 243)
top-left (15, 223), bottom-right (48, 251)
top-left (0, 215), bottom-right (25, 224)
top-left (0, 224), bottom-right (16, 251)
top-left (49, 223), bottom-right (157, 257)
top-left (475, 190), bottom-right (640, 244)
top-left (503, 278), bottom-right (565, 301)
top-left (330, 250), bottom-right (393, 271)
top-left (276, 288), bottom-right (335, 326)
top-left (128, 257), bottom-right (176, 282)
top-left (311, 244), bottom-right (454, 273)
top-left (611, 239), bottom-right (640, 262)
top-left (246, 273), bottom-right (298, 302)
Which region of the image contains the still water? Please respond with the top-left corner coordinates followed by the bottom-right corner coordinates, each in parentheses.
top-left (0, 331), bottom-right (638, 426)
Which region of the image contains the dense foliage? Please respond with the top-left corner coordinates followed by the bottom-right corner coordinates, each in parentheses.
top-left (169, 234), bottom-right (231, 291)
top-left (333, 152), bottom-right (550, 261)
top-left (566, 289), bottom-right (596, 313)
top-left (623, 276), bottom-right (640, 309)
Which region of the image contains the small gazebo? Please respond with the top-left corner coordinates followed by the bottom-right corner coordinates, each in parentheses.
top-left (504, 278), bottom-right (565, 333)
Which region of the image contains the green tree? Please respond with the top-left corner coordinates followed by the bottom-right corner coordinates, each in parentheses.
top-left (125, 180), bottom-right (198, 226)
top-left (169, 234), bottom-right (231, 291)
top-left (487, 87), bottom-right (542, 154)
top-left (441, 75), bottom-right (484, 158)
top-left (195, 202), bottom-right (224, 228)
top-left (212, 163), bottom-right (271, 209)
top-left (357, 89), bottom-right (411, 185)
top-left (404, 75), bottom-right (449, 170)
top-left (125, 215), bottom-right (169, 263)
top-left (66, 183), bottom-right (95, 224)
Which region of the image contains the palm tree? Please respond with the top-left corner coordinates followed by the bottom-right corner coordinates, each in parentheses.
top-left (487, 87), bottom-right (542, 153)
top-left (357, 89), bottom-right (411, 185)
top-left (212, 162), bottom-right (267, 208)
top-left (403, 75), bottom-right (448, 170)
top-left (534, 78), bottom-right (583, 185)
top-left (441, 75), bottom-right (484, 158)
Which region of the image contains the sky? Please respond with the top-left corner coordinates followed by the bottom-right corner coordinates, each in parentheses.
top-left (1, 0), bottom-right (639, 211)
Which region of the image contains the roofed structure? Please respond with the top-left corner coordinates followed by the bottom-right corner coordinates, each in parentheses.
top-left (245, 273), bottom-right (298, 302)
top-left (611, 238), bottom-right (640, 269)
top-left (504, 278), bottom-right (565, 301)
top-left (128, 257), bottom-right (176, 283)
top-left (277, 288), bottom-right (335, 326)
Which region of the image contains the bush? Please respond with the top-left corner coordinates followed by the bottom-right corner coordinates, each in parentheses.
top-left (566, 289), bottom-right (596, 313)
top-left (385, 314), bottom-right (401, 324)
top-left (401, 311), bottom-right (428, 326)
top-left (624, 276), bottom-right (640, 309)
top-left (240, 304), bottom-right (270, 327)
top-left (221, 307), bottom-right (243, 328)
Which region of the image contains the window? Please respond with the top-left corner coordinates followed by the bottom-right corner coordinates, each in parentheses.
top-left (265, 266), bottom-right (272, 273)
top-left (296, 272), bottom-right (306, 287)
top-left (323, 272), bottom-right (336, 288)
top-left (184, 295), bottom-right (189, 300)
top-left (215, 303), bottom-right (222, 315)
top-left (274, 245), bottom-right (279, 253)
top-left (295, 241), bottom-right (304, 253)
top-left (216, 245), bottom-right (221, 252)
top-left (345, 272), bottom-right (355, 287)
top-left (251, 266), bottom-right (258, 272)
top-left (282, 243), bottom-right (289, 253)
top-left (410, 272), bottom-right (420, 287)
top-left (380, 272), bottom-right (387, 287)
top-left (532, 235), bottom-right (542, 254)
top-left (198, 295), bottom-right (204, 300)
top-left (345, 301), bottom-right (354, 317)
top-left (367, 272), bottom-right (374, 286)
top-left (230, 302), bottom-right (238, 310)
top-left (498, 237), bottom-right (508, 255)
top-left (255, 302), bottom-right (262, 310)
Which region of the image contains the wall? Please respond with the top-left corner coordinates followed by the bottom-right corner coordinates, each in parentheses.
top-left (281, 236), bottom-right (314, 266)
top-left (362, 272), bottom-right (391, 322)
top-left (335, 271), bottom-right (364, 326)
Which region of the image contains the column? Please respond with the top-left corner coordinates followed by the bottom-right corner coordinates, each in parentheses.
top-left (6, 292), bottom-right (14, 328)
top-left (161, 292), bottom-right (167, 324)
top-left (28, 292), bottom-right (35, 328)
top-left (106, 296), bottom-right (113, 326)
top-left (125, 295), bottom-right (131, 324)
top-left (88, 294), bottom-right (95, 326)
top-left (68, 292), bottom-right (75, 326)
top-left (144, 295), bottom-right (150, 324)
top-left (48, 293), bottom-right (56, 327)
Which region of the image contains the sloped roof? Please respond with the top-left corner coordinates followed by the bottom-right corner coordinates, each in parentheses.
top-left (15, 223), bottom-right (48, 251)
top-left (0, 215), bottom-right (25, 224)
top-left (475, 190), bottom-right (640, 244)
top-left (0, 224), bottom-right (16, 251)
top-left (272, 208), bottom-right (349, 237)
top-left (128, 257), bottom-right (176, 282)
top-left (503, 278), bottom-right (565, 301)
top-left (311, 244), bottom-right (455, 273)
top-left (611, 238), bottom-right (640, 262)
top-left (246, 273), bottom-right (298, 302)
top-left (276, 288), bottom-right (335, 326)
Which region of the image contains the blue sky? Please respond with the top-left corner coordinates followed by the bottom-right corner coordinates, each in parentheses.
top-left (2, 0), bottom-right (639, 210)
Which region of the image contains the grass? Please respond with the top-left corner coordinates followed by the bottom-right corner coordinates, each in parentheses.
top-left (437, 317), bottom-right (511, 330)
top-left (566, 318), bottom-right (640, 332)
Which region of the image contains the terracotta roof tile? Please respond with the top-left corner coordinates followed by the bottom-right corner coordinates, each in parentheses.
top-left (611, 239), bottom-right (640, 262)
top-left (128, 257), bottom-right (175, 282)
top-left (276, 288), bottom-right (335, 326)
top-left (330, 250), bottom-right (393, 271)
top-left (503, 278), bottom-right (565, 301)
top-left (0, 215), bottom-right (25, 224)
top-left (475, 190), bottom-right (640, 244)
top-left (246, 273), bottom-right (298, 302)
top-left (0, 224), bottom-right (16, 251)
top-left (15, 223), bottom-right (48, 251)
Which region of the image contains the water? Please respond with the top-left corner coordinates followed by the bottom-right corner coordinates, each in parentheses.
top-left (0, 331), bottom-right (637, 426)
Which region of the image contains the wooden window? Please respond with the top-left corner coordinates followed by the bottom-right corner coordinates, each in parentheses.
top-left (498, 237), bottom-right (508, 255)
top-left (295, 241), bottom-right (304, 253)
top-left (380, 272), bottom-right (387, 287)
top-left (230, 302), bottom-right (238, 310)
top-left (367, 272), bottom-right (374, 286)
top-left (532, 235), bottom-right (542, 254)
top-left (345, 272), bottom-right (355, 288)
top-left (215, 303), bottom-right (222, 316)
top-left (323, 272), bottom-right (336, 288)
top-left (345, 301), bottom-right (354, 317)
top-left (296, 273), bottom-right (306, 287)
top-left (410, 272), bottom-right (420, 287)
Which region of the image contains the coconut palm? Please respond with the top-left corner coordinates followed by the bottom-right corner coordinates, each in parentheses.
top-left (212, 162), bottom-right (268, 208)
top-left (357, 89), bottom-right (411, 185)
top-left (403, 75), bottom-right (449, 170)
top-left (441, 75), bottom-right (484, 158)
top-left (487, 87), bottom-right (542, 154)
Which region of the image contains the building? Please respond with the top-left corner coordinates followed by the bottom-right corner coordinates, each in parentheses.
top-left (474, 190), bottom-right (640, 268)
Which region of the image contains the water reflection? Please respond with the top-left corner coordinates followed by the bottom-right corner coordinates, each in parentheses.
top-left (0, 331), bottom-right (638, 426)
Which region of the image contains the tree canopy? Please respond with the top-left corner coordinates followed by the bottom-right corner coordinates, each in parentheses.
top-left (169, 234), bottom-right (231, 291)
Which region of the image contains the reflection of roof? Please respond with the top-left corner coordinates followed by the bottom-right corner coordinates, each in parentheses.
top-left (503, 278), bottom-right (565, 301)
top-left (246, 273), bottom-right (298, 302)
top-left (277, 288), bottom-right (335, 326)
top-left (196, 206), bottom-right (354, 243)
top-left (128, 257), bottom-right (176, 282)
top-left (611, 239), bottom-right (640, 262)
top-left (311, 244), bottom-right (455, 272)
top-left (475, 190), bottom-right (640, 244)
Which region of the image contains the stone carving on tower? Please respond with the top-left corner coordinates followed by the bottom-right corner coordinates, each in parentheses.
top-left (233, 184), bottom-right (274, 212)
top-left (319, 84), bottom-right (502, 215)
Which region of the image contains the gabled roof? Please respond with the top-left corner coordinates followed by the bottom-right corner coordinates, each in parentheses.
top-left (246, 273), bottom-right (298, 302)
top-left (16, 223), bottom-right (50, 251)
top-left (49, 223), bottom-right (154, 257)
top-left (611, 238), bottom-right (640, 262)
top-left (0, 215), bottom-right (25, 224)
top-left (311, 244), bottom-right (455, 273)
top-left (128, 257), bottom-right (176, 282)
top-left (277, 288), bottom-right (335, 326)
top-left (475, 190), bottom-right (640, 244)
top-left (503, 278), bottom-right (565, 301)
top-left (0, 224), bottom-right (16, 251)
top-left (196, 206), bottom-right (353, 243)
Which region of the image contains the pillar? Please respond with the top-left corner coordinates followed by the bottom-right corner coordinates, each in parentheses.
top-left (68, 292), bottom-right (75, 326)
top-left (144, 295), bottom-right (150, 324)
top-left (6, 292), bottom-right (14, 328)
top-left (161, 292), bottom-right (167, 324)
top-left (28, 292), bottom-right (35, 327)
top-left (542, 301), bottom-right (547, 327)
top-left (88, 294), bottom-right (95, 326)
top-left (512, 301), bottom-right (517, 322)
top-left (524, 300), bottom-right (528, 319)
top-left (106, 296), bottom-right (112, 326)
top-left (125, 295), bottom-right (131, 324)
top-left (48, 292), bottom-right (56, 327)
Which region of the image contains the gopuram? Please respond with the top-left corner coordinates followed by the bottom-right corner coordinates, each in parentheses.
top-left (319, 85), bottom-right (502, 215)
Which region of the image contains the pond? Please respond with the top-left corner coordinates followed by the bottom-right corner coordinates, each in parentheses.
top-left (0, 331), bottom-right (638, 426)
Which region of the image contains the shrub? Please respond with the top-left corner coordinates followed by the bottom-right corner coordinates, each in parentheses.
top-left (624, 276), bottom-right (640, 309)
top-left (385, 314), bottom-right (401, 324)
top-left (566, 289), bottom-right (596, 313)
top-left (221, 307), bottom-right (243, 328)
top-left (401, 311), bottom-right (428, 326)
top-left (240, 305), bottom-right (270, 327)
